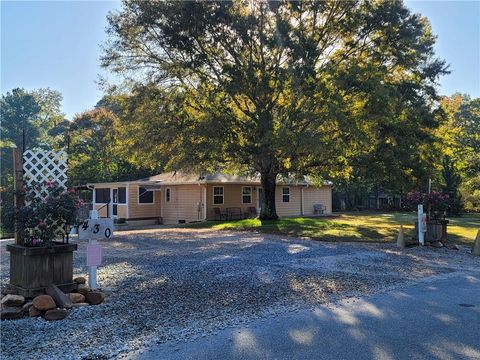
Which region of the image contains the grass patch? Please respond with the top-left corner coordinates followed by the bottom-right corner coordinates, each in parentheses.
top-left (188, 212), bottom-right (479, 245)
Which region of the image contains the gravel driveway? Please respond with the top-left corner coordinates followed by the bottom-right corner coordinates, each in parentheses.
top-left (1, 228), bottom-right (479, 359)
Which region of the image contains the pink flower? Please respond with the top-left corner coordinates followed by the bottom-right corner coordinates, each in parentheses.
top-left (37, 221), bottom-right (46, 230)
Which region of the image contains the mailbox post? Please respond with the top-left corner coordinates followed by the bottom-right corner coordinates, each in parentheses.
top-left (78, 210), bottom-right (113, 289)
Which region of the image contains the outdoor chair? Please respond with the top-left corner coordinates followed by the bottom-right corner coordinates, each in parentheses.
top-left (246, 207), bottom-right (257, 218)
top-left (313, 204), bottom-right (326, 215)
top-left (213, 207), bottom-right (226, 221)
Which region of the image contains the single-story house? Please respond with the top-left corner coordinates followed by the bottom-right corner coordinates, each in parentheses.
top-left (87, 172), bottom-right (332, 225)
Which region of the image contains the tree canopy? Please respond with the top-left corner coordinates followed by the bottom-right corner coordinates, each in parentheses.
top-left (102, 0), bottom-right (447, 219)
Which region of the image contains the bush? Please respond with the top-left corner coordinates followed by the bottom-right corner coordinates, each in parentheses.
top-left (18, 181), bottom-right (83, 246)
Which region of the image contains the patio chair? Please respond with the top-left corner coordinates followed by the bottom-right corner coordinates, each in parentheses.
top-left (213, 207), bottom-right (226, 221)
top-left (313, 204), bottom-right (326, 215)
top-left (246, 207), bottom-right (257, 218)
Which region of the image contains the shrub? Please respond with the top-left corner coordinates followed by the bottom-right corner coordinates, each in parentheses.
top-left (18, 182), bottom-right (83, 246)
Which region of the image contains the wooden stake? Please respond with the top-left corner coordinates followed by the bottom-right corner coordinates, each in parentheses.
top-left (13, 148), bottom-right (25, 245)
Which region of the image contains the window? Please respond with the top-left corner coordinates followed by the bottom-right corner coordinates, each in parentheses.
top-left (118, 187), bottom-right (126, 204)
top-left (242, 187), bottom-right (252, 204)
top-left (282, 187), bottom-right (290, 203)
top-left (213, 186), bottom-right (224, 205)
top-left (138, 187), bottom-right (154, 204)
top-left (166, 188), bottom-right (171, 202)
top-left (95, 188), bottom-right (110, 203)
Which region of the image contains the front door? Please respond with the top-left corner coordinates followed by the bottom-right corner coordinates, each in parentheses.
top-left (257, 188), bottom-right (264, 215)
top-left (112, 189), bottom-right (118, 216)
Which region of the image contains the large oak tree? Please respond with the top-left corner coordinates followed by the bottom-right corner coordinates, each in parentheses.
top-left (102, 0), bottom-right (446, 219)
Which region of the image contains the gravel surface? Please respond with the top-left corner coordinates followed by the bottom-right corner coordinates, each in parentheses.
top-left (1, 228), bottom-right (479, 360)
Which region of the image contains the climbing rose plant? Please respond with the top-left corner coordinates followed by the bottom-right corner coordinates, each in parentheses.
top-left (17, 181), bottom-right (83, 246)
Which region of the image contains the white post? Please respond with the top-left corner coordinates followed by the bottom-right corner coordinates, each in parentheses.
top-left (202, 186), bottom-right (207, 221)
top-left (89, 210), bottom-right (98, 289)
top-left (418, 204), bottom-right (424, 246)
top-left (301, 187), bottom-right (305, 216)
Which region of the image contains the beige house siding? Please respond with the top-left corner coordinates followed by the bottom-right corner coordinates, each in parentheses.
top-left (205, 184), bottom-right (258, 220)
top-left (275, 185), bottom-right (303, 217)
top-left (128, 184), bottom-right (161, 219)
top-left (302, 186), bottom-right (333, 215)
top-left (161, 185), bottom-right (204, 224)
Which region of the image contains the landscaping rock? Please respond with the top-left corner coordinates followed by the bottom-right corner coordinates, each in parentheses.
top-left (28, 306), bottom-right (41, 317)
top-left (1, 294), bottom-right (25, 307)
top-left (46, 284), bottom-right (73, 309)
top-left (431, 241), bottom-right (443, 248)
top-left (85, 291), bottom-right (105, 305)
top-left (33, 295), bottom-right (56, 311)
top-left (1, 306), bottom-right (24, 320)
top-left (73, 276), bottom-right (86, 284)
top-left (77, 284), bottom-right (89, 296)
top-left (22, 301), bottom-right (33, 313)
top-left (43, 308), bottom-right (67, 321)
top-left (72, 302), bottom-right (89, 308)
top-left (1, 284), bottom-right (19, 296)
top-left (68, 293), bottom-right (85, 304)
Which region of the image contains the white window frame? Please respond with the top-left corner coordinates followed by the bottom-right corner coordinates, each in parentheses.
top-left (138, 186), bottom-right (154, 205)
top-left (165, 187), bottom-right (171, 203)
top-left (282, 187), bottom-right (290, 203)
top-left (213, 186), bottom-right (224, 205)
top-left (241, 186), bottom-right (252, 204)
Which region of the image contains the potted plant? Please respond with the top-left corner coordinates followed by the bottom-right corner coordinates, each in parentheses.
top-left (6, 182), bottom-right (83, 297)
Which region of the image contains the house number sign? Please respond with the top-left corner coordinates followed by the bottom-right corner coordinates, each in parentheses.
top-left (78, 218), bottom-right (114, 241)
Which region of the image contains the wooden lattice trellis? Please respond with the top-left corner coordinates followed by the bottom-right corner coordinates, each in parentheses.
top-left (23, 149), bottom-right (68, 199)
top-left (22, 149), bottom-right (69, 239)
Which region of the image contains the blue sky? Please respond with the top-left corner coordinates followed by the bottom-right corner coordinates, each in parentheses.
top-left (1, 1), bottom-right (479, 119)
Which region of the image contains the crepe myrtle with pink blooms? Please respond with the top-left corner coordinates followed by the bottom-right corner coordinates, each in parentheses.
top-left (17, 181), bottom-right (83, 246)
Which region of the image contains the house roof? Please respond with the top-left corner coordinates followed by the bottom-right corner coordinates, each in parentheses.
top-left (88, 171), bottom-right (333, 187)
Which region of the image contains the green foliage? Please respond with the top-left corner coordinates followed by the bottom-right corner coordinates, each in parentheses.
top-left (103, 0), bottom-right (447, 219)
top-left (67, 107), bottom-right (151, 185)
top-left (441, 156), bottom-right (463, 215)
top-left (0, 175), bottom-right (15, 233)
top-left (437, 95), bottom-right (479, 213)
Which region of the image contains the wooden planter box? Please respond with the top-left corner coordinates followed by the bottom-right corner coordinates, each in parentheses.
top-left (6, 242), bottom-right (78, 298)
top-left (413, 219), bottom-right (448, 242)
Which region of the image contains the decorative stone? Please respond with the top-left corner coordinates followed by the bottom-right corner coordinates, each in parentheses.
top-left (68, 293), bottom-right (85, 304)
top-left (29, 306), bottom-right (41, 317)
top-left (73, 276), bottom-right (86, 284)
top-left (72, 302), bottom-right (89, 308)
top-left (43, 308), bottom-right (67, 321)
top-left (33, 295), bottom-right (56, 311)
top-left (431, 241), bottom-right (443, 248)
top-left (1, 306), bottom-right (24, 320)
top-left (85, 291), bottom-right (105, 305)
top-left (1, 284), bottom-right (19, 296)
top-left (22, 301), bottom-right (33, 313)
top-left (77, 284), bottom-right (89, 296)
top-left (1, 294), bottom-right (25, 307)
top-left (46, 284), bottom-right (73, 309)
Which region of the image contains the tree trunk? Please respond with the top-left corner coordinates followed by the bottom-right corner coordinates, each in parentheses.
top-left (259, 169), bottom-right (278, 220)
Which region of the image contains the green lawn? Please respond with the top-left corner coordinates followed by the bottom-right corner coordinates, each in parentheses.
top-left (189, 212), bottom-right (479, 245)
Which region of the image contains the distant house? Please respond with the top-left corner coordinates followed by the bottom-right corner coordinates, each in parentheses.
top-left (87, 172), bottom-right (333, 225)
